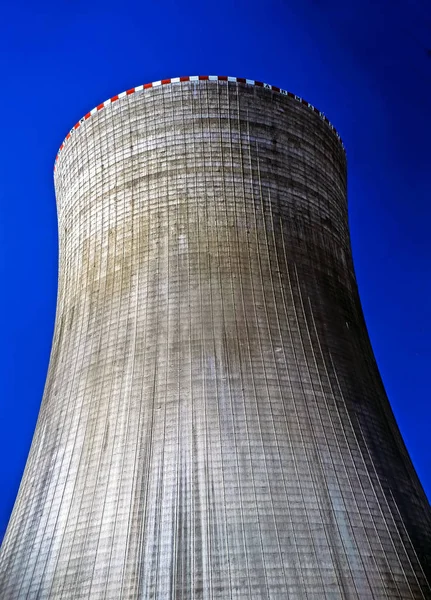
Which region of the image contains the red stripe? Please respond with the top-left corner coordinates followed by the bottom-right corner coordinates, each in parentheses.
top-left (66, 133), bottom-right (71, 140)
top-left (126, 88), bottom-right (135, 95)
top-left (254, 80), bottom-right (263, 87)
top-left (84, 112), bottom-right (91, 120)
top-left (111, 94), bottom-right (119, 102)
top-left (301, 99), bottom-right (308, 105)
top-left (97, 103), bottom-right (104, 110)
top-left (143, 82), bottom-right (152, 89)
top-left (199, 75), bottom-right (209, 80)
top-left (272, 86), bottom-right (280, 92)
top-left (237, 77), bottom-right (246, 83)
top-left (218, 75), bottom-right (228, 81)
top-left (74, 123), bottom-right (80, 130)
top-left (287, 92), bottom-right (294, 98)
top-left (179, 76), bottom-right (189, 82)
top-left (161, 78), bottom-right (171, 85)
top-left (60, 144), bottom-right (64, 151)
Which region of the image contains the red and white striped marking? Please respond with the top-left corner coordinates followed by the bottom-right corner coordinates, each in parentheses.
top-left (54, 76), bottom-right (344, 172)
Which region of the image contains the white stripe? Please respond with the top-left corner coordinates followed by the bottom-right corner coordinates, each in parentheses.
top-left (104, 99), bottom-right (111, 107)
top-left (90, 107), bottom-right (98, 115)
top-left (135, 85), bottom-right (143, 92)
top-left (227, 76), bottom-right (237, 82)
top-left (246, 79), bottom-right (255, 85)
top-left (208, 75), bottom-right (218, 81)
top-left (152, 80), bottom-right (162, 86)
top-left (118, 91), bottom-right (127, 98)
top-left (171, 77), bottom-right (180, 83)
top-left (189, 76), bottom-right (199, 82)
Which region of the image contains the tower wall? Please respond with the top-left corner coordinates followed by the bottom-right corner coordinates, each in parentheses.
top-left (1, 77), bottom-right (430, 599)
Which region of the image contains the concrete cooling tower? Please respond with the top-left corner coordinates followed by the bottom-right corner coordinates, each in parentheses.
top-left (0, 75), bottom-right (430, 599)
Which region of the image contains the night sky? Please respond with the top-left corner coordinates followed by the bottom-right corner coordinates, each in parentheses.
top-left (0, 0), bottom-right (430, 542)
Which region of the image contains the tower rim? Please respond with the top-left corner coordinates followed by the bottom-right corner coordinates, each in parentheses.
top-left (53, 75), bottom-right (345, 173)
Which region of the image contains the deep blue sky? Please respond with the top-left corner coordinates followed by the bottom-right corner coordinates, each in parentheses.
top-left (0, 0), bottom-right (430, 541)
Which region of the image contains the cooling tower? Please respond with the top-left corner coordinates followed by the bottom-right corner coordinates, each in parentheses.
top-left (0, 75), bottom-right (430, 599)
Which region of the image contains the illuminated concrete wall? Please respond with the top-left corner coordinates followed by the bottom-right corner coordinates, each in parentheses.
top-left (0, 76), bottom-right (430, 599)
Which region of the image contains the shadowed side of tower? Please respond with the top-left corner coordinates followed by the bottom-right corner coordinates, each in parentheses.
top-left (0, 77), bottom-right (430, 599)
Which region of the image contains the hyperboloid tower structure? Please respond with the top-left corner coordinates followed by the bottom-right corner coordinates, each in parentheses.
top-left (0, 76), bottom-right (430, 599)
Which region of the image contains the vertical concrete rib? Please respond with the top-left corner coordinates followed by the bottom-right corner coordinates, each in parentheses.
top-left (0, 77), bottom-right (430, 599)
